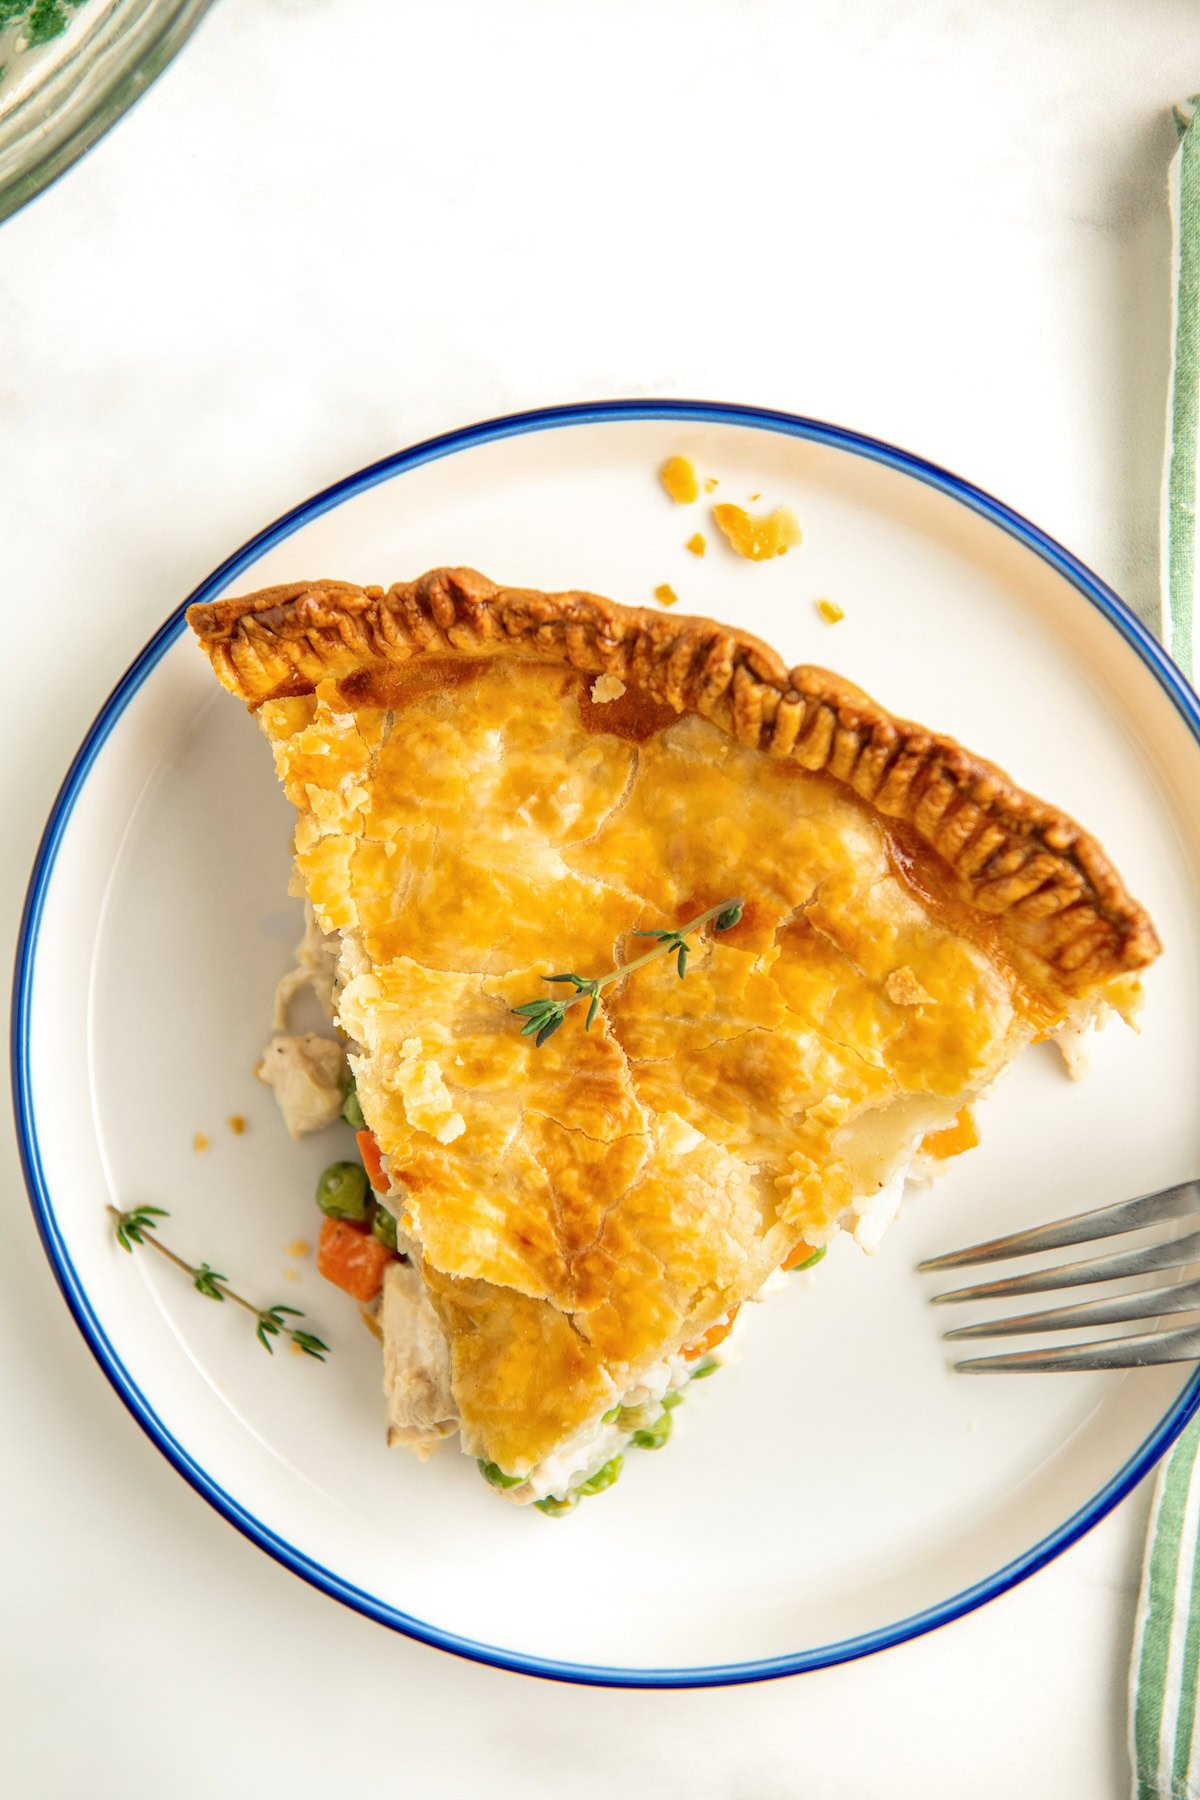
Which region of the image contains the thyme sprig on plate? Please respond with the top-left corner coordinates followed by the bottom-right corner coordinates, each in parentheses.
top-left (513, 898), bottom-right (744, 1046)
top-left (107, 1205), bottom-right (329, 1360)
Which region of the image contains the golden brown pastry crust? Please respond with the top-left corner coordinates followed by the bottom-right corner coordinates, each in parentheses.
top-left (189, 566), bottom-right (1160, 996)
top-left (189, 568), bottom-right (1161, 1480)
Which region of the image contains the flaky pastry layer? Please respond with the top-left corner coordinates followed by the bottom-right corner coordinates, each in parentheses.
top-left (188, 569), bottom-right (1160, 1475)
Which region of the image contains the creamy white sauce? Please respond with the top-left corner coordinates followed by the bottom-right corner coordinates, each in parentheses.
top-left (851, 1166), bottom-right (910, 1254)
top-left (520, 1350), bottom-right (693, 1501)
top-left (522, 1418), bottom-right (627, 1503)
top-left (748, 1268), bottom-right (792, 1304)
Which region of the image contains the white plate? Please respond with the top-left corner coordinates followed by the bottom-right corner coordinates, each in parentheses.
top-left (15, 401), bottom-right (1200, 1686)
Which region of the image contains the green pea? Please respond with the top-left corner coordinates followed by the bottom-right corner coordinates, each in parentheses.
top-left (316, 1160), bottom-right (369, 1221)
top-left (534, 1494), bottom-right (576, 1517)
top-left (632, 1411), bottom-right (672, 1451)
top-left (601, 1405), bottom-right (621, 1424)
top-left (791, 1246), bottom-right (827, 1273)
top-left (662, 1390), bottom-right (685, 1411)
top-left (577, 1455), bottom-right (623, 1495)
top-left (477, 1459), bottom-right (525, 1490)
top-left (342, 1082), bottom-right (365, 1129)
top-left (689, 1356), bottom-right (719, 1380)
top-left (371, 1204), bottom-right (399, 1251)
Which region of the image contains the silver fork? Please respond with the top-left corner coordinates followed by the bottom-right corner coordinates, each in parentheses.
top-left (918, 1178), bottom-right (1200, 1372)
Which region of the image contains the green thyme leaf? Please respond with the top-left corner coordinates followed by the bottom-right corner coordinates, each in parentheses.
top-left (513, 897), bottom-right (742, 1049)
top-left (112, 1205), bottom-right (167, 1249)
top-left (108, 1205), bottom-right (330, 1365)
top-left (193, 1264), bottom-right (227, 1301)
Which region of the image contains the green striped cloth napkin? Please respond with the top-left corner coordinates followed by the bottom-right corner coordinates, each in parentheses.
top-left (1128, 95), bottom-right (1200, 1800)
top-left (1162, 96), bottom-right (1199, 680)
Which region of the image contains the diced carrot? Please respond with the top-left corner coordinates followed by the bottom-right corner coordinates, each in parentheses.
top-left (682, 1304), bottom-right (741, 1361)
top-left (317, 1216), bottom-right (392, 1302)
top-left (780, 1240), bottom-right (817, 1273)
top-left (356, 1128), bottom-right (387, 1193)
top-left (920, 1106), bottom-right (980, 1162)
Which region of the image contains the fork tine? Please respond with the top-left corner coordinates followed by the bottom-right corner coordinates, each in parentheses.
top-left (930, 1228), bottom-right (1200, 1305)
top-left (953, 1322), bottom-right (1200, 1373)
top-left (917, 1179), bottom-right (1200, 1272)
top-left (941, 1276), bottom-right (1200, 1340)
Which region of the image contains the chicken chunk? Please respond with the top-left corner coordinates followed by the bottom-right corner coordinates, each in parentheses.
top-left (273, 903), bottom-right (340, 1029)
top-left (381, 1262), bottom-right (458, 1459)
top-left (256, 1033), bottom-right (347, 1139)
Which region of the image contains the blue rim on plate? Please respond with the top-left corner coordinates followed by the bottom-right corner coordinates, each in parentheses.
top-left (12, 398), bottom-right (1200, 1687)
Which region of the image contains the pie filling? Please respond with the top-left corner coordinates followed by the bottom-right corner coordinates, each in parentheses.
top-left (188, 570), bottom-right (1159, 1510)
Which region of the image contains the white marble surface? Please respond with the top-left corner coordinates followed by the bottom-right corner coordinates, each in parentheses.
top-left (3, 1), bottom-right (1199, 1792)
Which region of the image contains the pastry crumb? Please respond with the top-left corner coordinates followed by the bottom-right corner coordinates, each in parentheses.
top-left (283, 1268), bottom-right (298, 1282)
top-left (289, 1338), bottom-right (306, 1355)
top-left (815, 598), bottom-right (844, 625)
top-left (361, 1306), bottom-right (383, 1341)
top-left (659, 455), bottom-right (699, 504)
top-left (590, 673), bottom-right (627, 704)
top-left (748, 492), bottom-right (761, 502)
top-left (685, 532), bottom-right (706, 557)
top-left (654, 583), bottom-right (678, 607)
top-left (885, 967), bottom-right (935, 1006)
top-left (397, 1038), bottom-right (465, 1143)
top-left (713, 503), bottom-right (801, 561)
top-left (192, 1131), bottom-right (210, 1153)
top-left (809, 1093), bottom-right (851, 1129)
top-left (286, 1238), bottom-right (312, 1259)
top-left (227, 1114), bottom-right (247, 1135)
top-left (704, 477), bottom-right (718, 493)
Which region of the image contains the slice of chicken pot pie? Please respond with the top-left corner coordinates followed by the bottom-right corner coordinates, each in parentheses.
top-left (188, 567), bottom-right (1160, 1511)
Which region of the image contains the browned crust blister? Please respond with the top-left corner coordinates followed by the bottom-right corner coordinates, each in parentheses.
top-left (187, 566), bottom-right (1161, 995)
